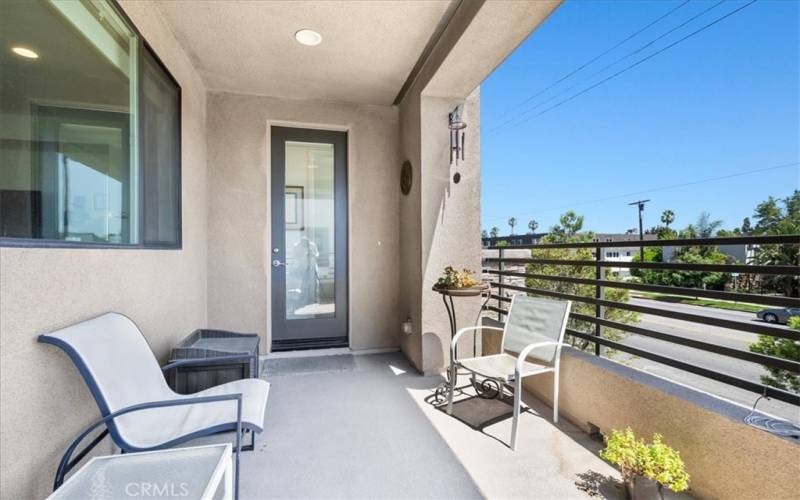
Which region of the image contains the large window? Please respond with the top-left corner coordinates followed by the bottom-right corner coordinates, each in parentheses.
top-left (0, 0), bottom-right (181, 247)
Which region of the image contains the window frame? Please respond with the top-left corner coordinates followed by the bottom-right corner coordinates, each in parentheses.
top-left (0, 0), bottom-right (182, 250)
top-left (138, 38), bottom-right (182, 249)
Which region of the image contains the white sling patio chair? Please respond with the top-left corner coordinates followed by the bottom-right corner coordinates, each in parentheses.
top-left (447, 295), bottom-right (571, 450)
top-left (39, 312), bottom-right (270, 498)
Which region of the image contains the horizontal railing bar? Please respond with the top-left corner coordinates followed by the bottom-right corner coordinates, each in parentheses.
top-left (486, 282), bottom-right (800, 341)
top-left (483, 269), bottom-right (800, 308)
top-left (483, 258), bottom-right (797, 275)
top-left (485, 305), bottom-right (505, 316)
top-left (485, 234), bottom-right (799, 250)
top-left (569, 312), bottom-right (800, 373)
top-left (564, 329), bottom-right (800, 406)
top-left (489, 294), bottom-right (511, 303)
top-left (487, 303), bottom-right (799, 372)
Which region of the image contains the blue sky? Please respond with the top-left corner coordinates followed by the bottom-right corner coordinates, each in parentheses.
top-left (481, 0), bottom-right (799, 235)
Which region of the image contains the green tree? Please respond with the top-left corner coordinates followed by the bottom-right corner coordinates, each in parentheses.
top-left (629, 247), bottom-right (663, 281)
top-left (753, 196), bottom-right (784, 232)
top-left (660, 209), bottom-right (675, 229)
top-left (749, 190), bottom-right (799, 297)
top-left (741, 217), bottom-right (752, 234)
top-left (526, 211), bottom-right (638, 355)
top-left (696, 211), bottom-right (723, 238)
top-left (490, 226), bottom-right (499, 238)
top-left (481, 229), bottom-right (488, 239)
top-left (508, 217), bottom-right (517, 235)
top-left (635, 214), bottom-right (732, 290)
top-left (749, 317), bottom-right (800, 393)
top-left (527, 219), bottom-right (539, 234)
top-left (550, 210), bottom-right (584, 236)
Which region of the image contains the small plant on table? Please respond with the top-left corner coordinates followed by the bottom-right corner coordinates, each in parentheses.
top-left (436, 266), bottom-right (480, 289)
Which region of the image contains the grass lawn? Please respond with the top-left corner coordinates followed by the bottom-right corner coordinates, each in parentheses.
top-left (636, 292), bottom-right (763, 313)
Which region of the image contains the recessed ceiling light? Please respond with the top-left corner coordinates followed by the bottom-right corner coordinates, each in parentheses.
top-left (11, 46), bottom-right (39, 59)
top-left (295, 29), bottom-right (322, 46)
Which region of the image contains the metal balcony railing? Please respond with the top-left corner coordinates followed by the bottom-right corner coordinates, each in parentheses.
top-left (482, 234), bottom-right (800, 405)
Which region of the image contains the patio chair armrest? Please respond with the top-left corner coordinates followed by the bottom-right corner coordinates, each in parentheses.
top-left (451, 326), bottom-right (503, 362)
top-left (54, 394), bottom-right (244, 491)
top-left (161, 354), bottom-right (256, 373)
top-left (515, 341), bottom-right (566, 375)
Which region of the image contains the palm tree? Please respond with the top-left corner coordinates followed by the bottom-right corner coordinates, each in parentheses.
top-left (490, 226), bottom-right (499, 238)
top-left (661, 210), bottom-right (675, 229)
top-left (527, 219), bottom-right (538, 234)
top-left (508, 217), bottom-right (517, 235)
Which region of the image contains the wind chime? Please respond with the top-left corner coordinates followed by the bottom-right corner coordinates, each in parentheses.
top-left (449, 104), bottom-right (466, 183)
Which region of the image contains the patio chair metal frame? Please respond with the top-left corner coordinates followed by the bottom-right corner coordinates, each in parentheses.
top-left (446, 295), bottom-right (572, 450)
top-left (39, 314), bottom-right (269, 500)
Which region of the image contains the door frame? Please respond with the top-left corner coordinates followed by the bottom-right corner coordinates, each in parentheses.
top-left (266, 121), bottom-right (351, 352)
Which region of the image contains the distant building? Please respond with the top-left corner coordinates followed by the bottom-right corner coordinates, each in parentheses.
top-left (481, 233), bottom-right (546, 248)
top-left (482, 232), bottom-right (657, 278)
top-left (592, 233), bottom-right (658, 277)
top-left (662, 243), bottom-right (756, 263)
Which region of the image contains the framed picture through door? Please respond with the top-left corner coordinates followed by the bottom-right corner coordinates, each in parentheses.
top-left (285, 186), bottom-right (304, 230)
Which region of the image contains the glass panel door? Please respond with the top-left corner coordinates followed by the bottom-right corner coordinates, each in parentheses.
top-left (271, 127), bottom-right (347, 350)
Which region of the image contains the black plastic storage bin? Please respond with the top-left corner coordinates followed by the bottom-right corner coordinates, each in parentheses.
top-left (168, 329), bottom-right (260, 394)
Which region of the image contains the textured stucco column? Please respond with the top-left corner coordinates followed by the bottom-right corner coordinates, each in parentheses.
top-left (419, 91), bottom-right (482, 374)
top-left (395, 0), bottom-right (559, 372)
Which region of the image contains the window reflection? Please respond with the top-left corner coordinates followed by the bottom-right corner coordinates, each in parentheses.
top-left (285, 142), bottom-right (335, 320)
top-left (0, 0), bottom-right (137, 243)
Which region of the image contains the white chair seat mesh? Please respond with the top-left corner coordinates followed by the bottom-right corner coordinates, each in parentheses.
top-left (459, 353), bottom-right (552, 382)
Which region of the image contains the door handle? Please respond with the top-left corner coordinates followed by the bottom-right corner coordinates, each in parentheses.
top-left (272, 259), bottom-right (286, 268)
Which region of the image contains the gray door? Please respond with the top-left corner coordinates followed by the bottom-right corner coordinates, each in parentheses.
top-left (270, 127), bottom-right (348, 350)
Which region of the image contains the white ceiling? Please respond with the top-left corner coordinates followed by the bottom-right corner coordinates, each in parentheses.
top-left (155, 0), bottom-right (453, 105)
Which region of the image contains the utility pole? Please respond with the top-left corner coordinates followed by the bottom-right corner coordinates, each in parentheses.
top-left (628, 199), bottom-right (650, 262)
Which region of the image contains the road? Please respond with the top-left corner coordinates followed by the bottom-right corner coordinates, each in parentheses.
top-left (611, 297), bottom-right (800, 424)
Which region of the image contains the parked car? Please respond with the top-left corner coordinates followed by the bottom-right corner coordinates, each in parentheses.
top-left (756, 307), bottom-right (800, 324)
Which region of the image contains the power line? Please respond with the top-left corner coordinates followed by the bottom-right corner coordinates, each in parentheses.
top-left (483, 161), bottom-right (799, 221)
top-left (491, 0), bottom-right (692, 128)
top-left (491, 0), bottom-right (727, 134)
top-left (498, 0), bottom-right (757, 130)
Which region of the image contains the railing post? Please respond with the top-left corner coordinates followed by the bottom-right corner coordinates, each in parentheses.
top-left (498, 247), bottom-right (505, 322)
top-left (594, 244), bottom-right (604, 356)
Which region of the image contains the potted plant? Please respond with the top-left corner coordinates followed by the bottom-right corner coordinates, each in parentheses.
top-left (600, 427), bottom-right (690, 500)
top-left (434, 266), bottom-right (485, 290)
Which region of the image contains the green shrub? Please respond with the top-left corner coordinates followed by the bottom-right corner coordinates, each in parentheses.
top-left (599, 428), bottom-right (649, 482)
top-left (600, 427), bottom-right (689, 493)
top-left (645, 434), bottom-right (690, 493)
top-left (749, 317), bottom-right (800, 393)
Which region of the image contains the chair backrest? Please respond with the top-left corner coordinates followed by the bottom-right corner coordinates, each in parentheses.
top-left (501, 295), bottom-right (571, 364)
top-left (39, 313), bottom-right (174, 418)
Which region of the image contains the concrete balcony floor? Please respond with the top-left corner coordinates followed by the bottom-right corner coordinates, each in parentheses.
top-left (225, 352), bottom-right (640, 499)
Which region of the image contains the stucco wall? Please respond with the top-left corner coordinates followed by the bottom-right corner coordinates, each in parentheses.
top-left (395, 0), bottom-right (559, 373)
top-left (205, 92), bottom-right (400, 352)
top-left (419, 91), bottom-right (482, 373)
top-left (0, 2), bottom-right (209, 499)
top-left (398, 91), bottom-right (424, 370)
top-left (482, 330), bottom-right (800, 500)
top-left (395, 0), bottom-right (485, 372)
